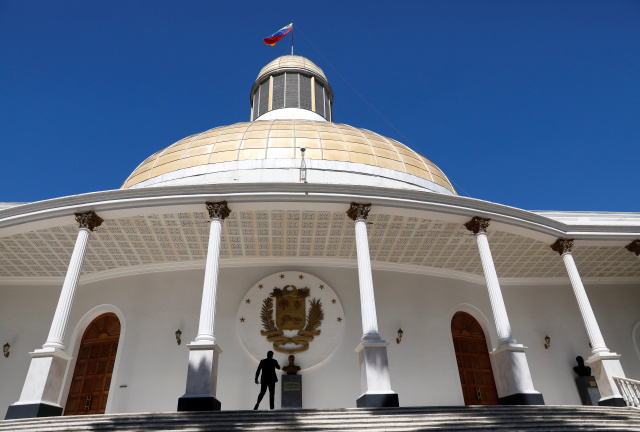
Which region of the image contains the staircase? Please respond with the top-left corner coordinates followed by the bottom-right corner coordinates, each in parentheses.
top-left (2, 405), bottom-right (640, 432)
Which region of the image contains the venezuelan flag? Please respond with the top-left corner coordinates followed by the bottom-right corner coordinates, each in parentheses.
top-left (263, 23), bottom-right (292, 47)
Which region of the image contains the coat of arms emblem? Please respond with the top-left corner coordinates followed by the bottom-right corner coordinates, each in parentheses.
top-left (260, 285), bottom-right (324, 354)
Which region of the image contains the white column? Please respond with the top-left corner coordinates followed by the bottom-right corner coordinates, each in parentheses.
top-left (476, 232), bottom-right (516, 346)
top-left (552, 238), bottom-right (626, 406)
top-left (347, 202), bottom-right (398, 408)
top-left (354, 214), bottom-right (380, 340)
top-left (464, 216), bottom-right (542, 404)
top-left (195, 216), bottom-right (223, 342)
top-left (178, 201), bottom-right (230, 412)
top-left (43, 228), bottom-right (90, 349)
top-left (6, 211), bottom-right (102, 419)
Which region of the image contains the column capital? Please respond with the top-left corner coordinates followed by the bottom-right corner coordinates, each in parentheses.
top-left (205, 201), bottom-right (231, 221)
top-left (464, 216), bottom-right (491, 234)
top-left (550, 238), bottom-right (574, 255)
top-left (625, 239), bottom-right (640, 256)
top-left (74, 211), bottom-right (103, 232)
top-left (347, 202), bottom-right (372, 221)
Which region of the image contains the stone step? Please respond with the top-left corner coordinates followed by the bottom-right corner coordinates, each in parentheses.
top-left (2, 406), bottom-right (640, 432)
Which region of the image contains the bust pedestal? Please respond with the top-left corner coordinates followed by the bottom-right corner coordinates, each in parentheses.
top-left (281, 375), bottom-right (302, 408)
top-left (575, 376), bottom-right (600, 406)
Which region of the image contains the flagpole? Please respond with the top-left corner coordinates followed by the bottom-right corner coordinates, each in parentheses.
top-left (291, 22), bottom-right (294, 55)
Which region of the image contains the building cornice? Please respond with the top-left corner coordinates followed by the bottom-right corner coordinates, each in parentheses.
top-left (0, 183), bottom-right (638, 244)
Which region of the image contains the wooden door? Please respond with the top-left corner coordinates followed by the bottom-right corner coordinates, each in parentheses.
top-left (64, 313), bottom-right (120, 415)
top-left (451, 312), bottom-right (498, 405)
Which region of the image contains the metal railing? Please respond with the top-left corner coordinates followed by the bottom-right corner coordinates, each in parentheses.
top-left (614, 376), bottom-right (640, 407)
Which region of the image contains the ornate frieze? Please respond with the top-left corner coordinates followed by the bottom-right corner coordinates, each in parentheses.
top-left (464, 216), bottom-right (491, 235)
top-left (625, 240), bottom-right (640, 256)
top-left (550, 238), bottom-right (574, 255)
top-left (74, 211), bottom-right (104, 232)
top-left (205, 201), bottom-right (231, 220)
top-left (346, 202), bottom-right (372, 221)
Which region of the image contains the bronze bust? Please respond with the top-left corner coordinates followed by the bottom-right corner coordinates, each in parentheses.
top-left (282, 355), bottom-right (301, 375)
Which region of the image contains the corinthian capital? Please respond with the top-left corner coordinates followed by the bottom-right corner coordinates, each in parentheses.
top-left (74, 211), bottom-right (104, 232)
top-left (346, 202), bottom-right (372, 221)
top-left (205, 201), bottom-right (231, 220)
top-left (626, 239), bottom-right (640, 256)
top-left (464, 216), bottom-right (491, 234)
top-left (550, 238), bottom-right (574, 255)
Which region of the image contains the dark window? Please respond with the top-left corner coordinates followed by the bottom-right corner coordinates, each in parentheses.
top-left (315, 81), bottom-right (324, 117)
top-left (285, 73), bottom-right (299, 108)
top-left (300, 75), bottom-right (312, 110)
top-left (258, 80), bottom-right (269, 117)
top-left (272, 74), bottom-right (285, 110)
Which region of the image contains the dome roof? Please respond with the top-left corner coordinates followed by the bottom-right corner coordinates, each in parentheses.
top-left (122, 120), bottom-right (456, 194)
top-left (256, 55), bottom-right (327, 83)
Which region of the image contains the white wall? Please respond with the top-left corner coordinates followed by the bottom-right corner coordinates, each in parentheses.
top-left (1, 264), bottom-right (639, 416)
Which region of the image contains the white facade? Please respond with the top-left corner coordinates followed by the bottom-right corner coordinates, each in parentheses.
top-left (2, 264), bottom-right (640, 413)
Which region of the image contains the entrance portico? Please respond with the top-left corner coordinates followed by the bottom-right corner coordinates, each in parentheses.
top-left (1, 192), bottom-right (639, 417)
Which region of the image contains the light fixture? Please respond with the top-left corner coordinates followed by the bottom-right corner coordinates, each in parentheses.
top-left (544, 335), bottom-right (550, 350)
top-left (3, 343), bottom-right (9, 358)
top-left (396, 329), bottom-right (403, 344)
top-left (175, 329), bottom-right (182, 346)
top-left (299, 147), bottom-right (307, 183)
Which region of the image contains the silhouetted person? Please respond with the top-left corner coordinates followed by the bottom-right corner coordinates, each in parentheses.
top-left (254, 350), bottom-right (280, 410)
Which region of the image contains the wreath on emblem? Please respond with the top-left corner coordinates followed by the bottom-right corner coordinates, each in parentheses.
top-left (260, 285), bottom-right (324, 354)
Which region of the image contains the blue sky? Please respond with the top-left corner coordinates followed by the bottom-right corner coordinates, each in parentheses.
top-left (1, 1), bottom-right (638, 211)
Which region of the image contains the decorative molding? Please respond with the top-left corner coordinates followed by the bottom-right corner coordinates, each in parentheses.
top-left (550, 238), bottom-right (574, 255)
top-left (346, 202), bottom-right (372, 221)
top-left (205, 201), bottom-right (231, 221)
top-left (625, 239), bottom-right (640, 256)
top-left (74, 211), bottom-right (103, 232)
top-left (464, 216), bottom-right (491, 235)
top-left (1, 183), bottom-right (639, 243)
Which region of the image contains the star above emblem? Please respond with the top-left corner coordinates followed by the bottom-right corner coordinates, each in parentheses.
top-left (280, 274), bottom-right (285, 279)
top-left (246, 299), bottom-right (251, 304)
top-left (331, 299), bottom-right (336, 304)
top-left (259, 284), bottom-right (263, 289)
top-left (240, 317), bottom-right (245, 322)
top-left (299, 274), bottom-right (304, 279)
top-left (319, 285), bottom-right (324, 290)
top-left (337, 317), bottom-right (342, 322)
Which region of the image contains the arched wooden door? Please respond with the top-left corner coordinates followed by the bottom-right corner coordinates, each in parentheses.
top-left (64, 313), bottom-right (120, 415)
top-left (451, 312), bottom-right (498, 405)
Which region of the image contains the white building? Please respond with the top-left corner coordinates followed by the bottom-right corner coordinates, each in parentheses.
top-left (1, 55), bottom-right (640, 419)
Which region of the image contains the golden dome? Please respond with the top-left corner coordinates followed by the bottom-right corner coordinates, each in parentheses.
top-left (122, 120), bottom-right (456, 194)
top-left (256, 55), bottom-right (327, 83)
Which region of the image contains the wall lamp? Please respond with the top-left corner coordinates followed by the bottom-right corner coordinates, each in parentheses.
top-left (544, 335), bottom-right (551, 350)
top-left (175, 329), bottom-right (182, 346)
top-left (3, 343), bottom-right (9, 358)
top-left (396, 329), bottom-right (404, 344)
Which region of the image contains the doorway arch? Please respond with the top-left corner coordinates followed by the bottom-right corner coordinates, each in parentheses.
top-left (64, 313), bottom-right (121, 415)
top-left (451, 311), bottom-right (498, 405)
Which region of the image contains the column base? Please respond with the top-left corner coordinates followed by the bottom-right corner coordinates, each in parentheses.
top-left (498, 393), bottom-right (545, 405)
top-left (490, 344), bottom-right (543, 405)
top-left (356, 393), bottom-right (399, 408)
top-left (587, 352), bottom-right (626, 405)
top-left (6, 348), bottom-right (72, 420)
top-left (5, 402), bottom-right (63, 420)
top-left (178, 342), bottom-right (222, 412)
top-left (598, 396), bottom-right (627, 407)
top-left (177, 395), bottom-right (221, 412)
